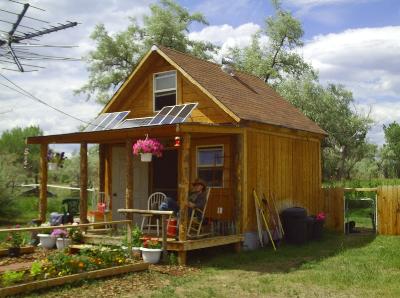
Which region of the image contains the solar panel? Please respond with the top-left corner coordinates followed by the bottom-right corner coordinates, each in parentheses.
top-left (148, 106), bottom-right (173, 125)
top-left (103, 111), bottom-right (129, 129)
top-left (161, 105), bottom-right (185, 124)
top-left (170, 103), bottom-right (197, 124)
top-left (83, 113), bottom-right (108, 132)
top-left (149, 103), bottom-right (198, 126)
top-left (116, 117), bottom-right (153, 129)
top-left (84, 111), bottom-right (130, 132)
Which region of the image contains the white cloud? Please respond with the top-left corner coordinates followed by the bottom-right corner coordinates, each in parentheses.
top-left (0, 0), bottom-right (152, 148)
top-left (301, 26), bottom-right (400, 144)
top-left (286, 0), bottom-right (372, 8)
top-left (189, 23), bottom-right (262, 61)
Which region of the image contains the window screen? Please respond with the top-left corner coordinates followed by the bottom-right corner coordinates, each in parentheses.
top-left (197, 146), bottom-right (224, 187)
top-left (154, 71), bottom-right (176, 111)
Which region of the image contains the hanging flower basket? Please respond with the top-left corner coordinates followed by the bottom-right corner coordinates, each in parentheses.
top-left (140, 152), bottom-right (153, 162)
top-left (47, 149), bottom-right (67, 170)
top-left (48, 162), bottom-right (58, 171)
top-left (132, 137), bottom-right (164, 162)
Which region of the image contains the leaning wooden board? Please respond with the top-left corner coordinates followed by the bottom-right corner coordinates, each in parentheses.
top-left (0, 262), bottom-right (149, 297)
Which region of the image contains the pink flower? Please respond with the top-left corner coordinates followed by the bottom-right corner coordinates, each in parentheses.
top-left (132, 138), bottom-right (164, 157)
top-left (316, 212), bottom-right (326, 221)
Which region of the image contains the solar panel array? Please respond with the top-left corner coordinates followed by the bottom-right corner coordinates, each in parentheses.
top-left (84, 111), bottom-right (129, 132)
top-left (115, 103), bottom-right (198, 130)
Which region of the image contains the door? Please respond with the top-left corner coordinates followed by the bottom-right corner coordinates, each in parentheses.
top-left (133, 155), bottom-right (148, 223)
top-left (112, 146), bottom-right (149, 223)
top-left (152, 149), bottom-right (178, 198)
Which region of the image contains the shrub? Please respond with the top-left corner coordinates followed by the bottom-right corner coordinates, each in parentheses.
top-left (2, 270), bottom-right (25, 287)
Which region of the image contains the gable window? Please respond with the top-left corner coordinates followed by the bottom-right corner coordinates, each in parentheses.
top-left (153, 70), bottom-right (176, 111)
top-left (197, 146), bottom-right (224, 187)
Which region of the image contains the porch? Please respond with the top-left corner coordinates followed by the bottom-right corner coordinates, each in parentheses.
top-left (26, 122), bottom-right (245, 263)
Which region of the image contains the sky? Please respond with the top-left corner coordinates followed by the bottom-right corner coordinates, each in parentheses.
top-left (0, 0), bottom-right (399, 153)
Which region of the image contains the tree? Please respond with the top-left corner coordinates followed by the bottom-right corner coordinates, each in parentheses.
top-left (278, 76), bottom-right (373, 180)
top-left (0, 126), bottom-right (43, 187)
top-left (380, 122), bottom-right (400, 177)
top-left (78, 0), bottom-right (217, 104)
top-left (229, 0), bottom-right (314, 86)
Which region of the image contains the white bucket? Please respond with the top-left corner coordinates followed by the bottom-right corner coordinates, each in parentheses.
top-left (140, 247), bottom-right (162, 264)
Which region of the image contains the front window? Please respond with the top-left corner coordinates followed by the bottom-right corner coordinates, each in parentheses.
top-left (197, 146), bottom-right (224, 187)
top-left (153, 71), bottom-right (176, 111)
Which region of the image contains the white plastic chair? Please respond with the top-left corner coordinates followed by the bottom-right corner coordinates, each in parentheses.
top-left (140, 192), bottom-right (167, 236)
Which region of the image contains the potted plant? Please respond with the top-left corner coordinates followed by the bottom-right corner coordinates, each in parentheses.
top-left (140, 238), bottom-right (162, 264)
top-left (131, 226), bottom-right (143, 258)
top-left (6, 225), bottom-right (23, 257)
top-left (47, 149), bottom-right (67, 170)
top-left (51, 229), bottom-right (70, 250)
top-left (37, 230), bottom-right (56, 249)
top-left (132, 137), bottom-right (164, 162)
top-left (69, 227), bottom-right (84, 244)
top-left (312, 212), bottom-right (326, 240)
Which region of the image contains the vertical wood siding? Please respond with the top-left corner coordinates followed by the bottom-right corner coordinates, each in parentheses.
top-left (377, 185), bottom-right (400, 235)
top-left (107, 54), bottom-right (234, 124)
top-left (244, 129), bottom-right (323, 232)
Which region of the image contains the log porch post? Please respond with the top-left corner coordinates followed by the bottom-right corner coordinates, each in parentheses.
top-left (177, 133), bottom-right (190, 265)
top-left (99, 144), bottom-right (106, 193)
top-left (233, 134), bottom-right (244, 252)
top-left (125, 139), bottom-right (134, 219)
top-left (80, 142), bottom-right (88, 223)
top-left (39, 143), bottom-right (48, 222)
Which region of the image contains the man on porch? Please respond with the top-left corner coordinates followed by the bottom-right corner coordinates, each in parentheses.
top-left (159, 178), bottom-right (207, 220)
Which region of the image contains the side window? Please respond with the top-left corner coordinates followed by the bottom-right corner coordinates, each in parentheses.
top-left (197, 146), bottom-right (224, 187)
top-left (153, 71), bottom-right (176, 111)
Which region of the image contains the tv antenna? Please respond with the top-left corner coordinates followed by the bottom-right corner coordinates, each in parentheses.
top-left (0, 0), bottom-right (79, 72)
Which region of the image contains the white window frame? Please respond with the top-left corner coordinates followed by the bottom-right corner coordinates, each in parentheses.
top-left (196, 145), bottom-right (224, 188)
top-left (153, 70), bottom-right (177, 112)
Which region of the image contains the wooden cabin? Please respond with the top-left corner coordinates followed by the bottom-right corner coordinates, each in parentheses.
top-left (27, 45), bottom-right (326, 263)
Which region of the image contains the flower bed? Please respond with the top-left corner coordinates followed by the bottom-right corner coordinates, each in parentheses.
top-left (0, 246), bottom-right (149, 296)
top-left (0, 246), bottom-right (35, 257)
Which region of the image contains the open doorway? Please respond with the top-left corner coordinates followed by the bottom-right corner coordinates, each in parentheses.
top-left (345, 190), bottom-right (377, 234)
top-left (151, 149), bottom-right (178, 199)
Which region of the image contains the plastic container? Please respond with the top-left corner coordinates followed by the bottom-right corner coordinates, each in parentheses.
top-left (167, 218), bottom-right (177, 237)
top-left (281, 207), bottom-right (308, 244)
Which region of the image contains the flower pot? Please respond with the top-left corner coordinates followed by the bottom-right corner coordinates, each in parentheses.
top-left (8, 247), bottom-right (21, 257)
top-left (140, 247), bottom-right (162, 264)
top-left (37, 234), bottom-right (56, 249)
top-left (140, 153), bottom-right (152, 162)
top-left (56, 238), bottom-right (71, 250)
top-left (48, 162), bottom-right (58, 170)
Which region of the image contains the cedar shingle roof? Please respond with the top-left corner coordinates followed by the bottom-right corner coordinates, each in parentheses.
top-left (157, 45), bottom-right (326, 136)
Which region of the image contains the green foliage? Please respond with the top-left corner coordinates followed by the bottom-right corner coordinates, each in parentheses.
top-left (230, 3), bottom-right (314, 85)
top-left (78, 0), bottom-right (217, 104)
top-left (69, 227), bottom-right (84, 244)
top-left (169, 252), bottom-right (178, 265)
top-left (1, 270), bottom-right (25, 287)
top-left (380, 122), bottom-right (400, 178)
top-left (30, 261), bottom-right (42, 278)
top-left (0, 126), bottom-right (42, 183)
top-left (6, 229), bottom-right (23, 248)
top-left (278, 75), bottom-right (372, 180)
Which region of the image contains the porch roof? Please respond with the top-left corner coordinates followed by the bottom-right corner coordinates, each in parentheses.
top-left (26, 122), bottom-right (244, 144)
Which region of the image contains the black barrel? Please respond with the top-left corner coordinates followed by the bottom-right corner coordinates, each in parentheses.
top-left (281, 207), bottom-right (308, 244)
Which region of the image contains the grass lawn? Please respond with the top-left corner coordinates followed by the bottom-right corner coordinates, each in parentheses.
top-left (17, 232), bottom-right (400, 298)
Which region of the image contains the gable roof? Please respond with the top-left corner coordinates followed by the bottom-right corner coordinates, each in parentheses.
top-left (104, 45), bottom-right (326, 136)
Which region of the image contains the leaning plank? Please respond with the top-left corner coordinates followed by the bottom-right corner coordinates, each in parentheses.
top-left (0, 262), bottom-right (149, 297)
top-left (0, 246), bottom-right (35, 257)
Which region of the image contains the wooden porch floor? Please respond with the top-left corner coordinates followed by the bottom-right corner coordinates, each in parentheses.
top-left (83, 234), bottom-right (244, 252)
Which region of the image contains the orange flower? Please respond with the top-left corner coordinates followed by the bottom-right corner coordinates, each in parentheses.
top-left (78, 262), bottom-right (84, 268)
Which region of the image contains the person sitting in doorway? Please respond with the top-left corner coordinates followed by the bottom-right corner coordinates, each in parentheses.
top-left (159, 178), bottom-right (207, 219)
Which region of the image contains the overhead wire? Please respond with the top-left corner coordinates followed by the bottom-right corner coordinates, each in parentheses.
top-left (0, 72), bottom-right (96, 127)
